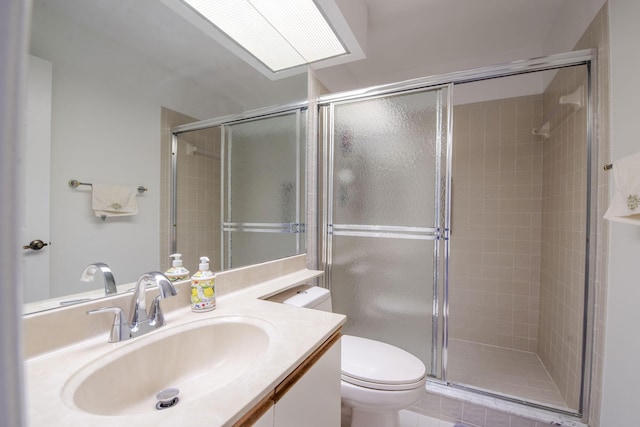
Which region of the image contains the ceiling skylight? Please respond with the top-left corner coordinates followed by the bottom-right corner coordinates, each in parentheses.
top-left (180, 0), bottom-right (348, 72)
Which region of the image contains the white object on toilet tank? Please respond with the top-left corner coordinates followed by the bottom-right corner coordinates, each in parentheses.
top-left (274, 285), bottom-right (333, 312)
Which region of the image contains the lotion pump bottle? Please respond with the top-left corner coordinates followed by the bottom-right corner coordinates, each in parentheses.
top-left (190, 256), bottom-right (216, 312)
top-left (165, 253), bottom-right (190, 282)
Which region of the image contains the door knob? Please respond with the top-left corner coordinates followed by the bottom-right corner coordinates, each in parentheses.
top-left (23, 239), bottom-right (48, 251)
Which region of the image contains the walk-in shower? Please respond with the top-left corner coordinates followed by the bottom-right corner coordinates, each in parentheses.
top-left (319, 49), bottom-right (597, 418)
top-left (448, 63), bottom-right (590, 412)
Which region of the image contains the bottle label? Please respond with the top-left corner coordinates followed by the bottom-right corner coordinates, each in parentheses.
top-left (166, 272), bottom-right (189, 282)
top-left (165, 267), bottom-right (189, 282)
top-left (191, 277), bottom-right (216, 312)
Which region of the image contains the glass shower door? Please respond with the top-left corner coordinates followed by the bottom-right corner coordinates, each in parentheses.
top-left (323, 86), bottom-right (450, 377)
top-left (222, 109), bottom-right (306, 269)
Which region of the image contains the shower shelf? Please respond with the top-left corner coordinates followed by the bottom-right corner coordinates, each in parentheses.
top-left (185, 142), bottom-right (219, 159)
top-left (532, 85), bottom-right (584, 139)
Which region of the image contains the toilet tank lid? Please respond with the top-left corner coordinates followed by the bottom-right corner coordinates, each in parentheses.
top-left (341, 335), bottom-right (426, 385)
top-left (274, 285), bottom-right (330, 308)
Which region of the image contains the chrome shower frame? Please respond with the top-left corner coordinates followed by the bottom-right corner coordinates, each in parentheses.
top-left (316, 48), bottom-right (598, 421)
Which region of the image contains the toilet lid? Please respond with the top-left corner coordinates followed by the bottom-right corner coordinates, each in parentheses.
top-left (341, 335), bottom-right (426, 391)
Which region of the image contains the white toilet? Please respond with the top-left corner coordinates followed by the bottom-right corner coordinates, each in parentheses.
top-left (275, 285), bottom-right (426, 427)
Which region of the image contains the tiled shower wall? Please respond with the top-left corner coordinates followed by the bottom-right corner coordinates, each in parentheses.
top-left (160, 107), bottom-right (193, 272)
top-left (449, 95), bottom-right (544, 352)
top-left (174, 126), bottom-right (221, 274)
top-left (538, 65), bottom-right (589, 410)
top-left (443, 2), bottom-right (610, 417)
top-left (449, 84), bottom-right (589, 410)
top-left (160, 107), bottom-right (222, 274)
top-left (536, 2), bottom-right (611, 419)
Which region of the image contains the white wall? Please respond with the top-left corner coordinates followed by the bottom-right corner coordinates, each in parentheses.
top-left (452, 72), bottom-right (544, 105)
top-left (540, 0), bottom-right (607, 89)
top-left (47, 60), bottom-right (161, 295)
top-left (28, 4), bottom-right (227, 296)
top-left (31, 10), bottom-right (160, 295)
top-left (542, 0), bottom-right (607, 55)
top-left (600, 1), bottom-right (640, 424)
top-left (23, 55), bottom-right (52, 302)
top-left (0, 0), bottom-right (29, 424)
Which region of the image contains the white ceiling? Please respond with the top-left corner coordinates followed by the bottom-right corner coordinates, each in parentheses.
top-left (315, 0), bottom-right (606, 92)
top-left (31, 0), bottom-right (606, 116)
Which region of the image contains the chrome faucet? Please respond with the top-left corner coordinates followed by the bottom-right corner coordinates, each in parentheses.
top-left (87, 271), bottom-right (177, 342)
top-left (80, 262), bottom-right (117, 295)
top-left (129, 271), bottom-right (178, 334)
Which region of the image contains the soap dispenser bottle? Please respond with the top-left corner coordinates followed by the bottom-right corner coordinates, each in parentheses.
top-left (165, 253), bottom-right (190, 282)
top-left (190, 256), bottom-right (216, 312)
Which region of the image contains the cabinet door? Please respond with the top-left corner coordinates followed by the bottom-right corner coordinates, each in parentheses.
top-left (252, 405), bottom-right (274, 427)
top-left (274, 339), bottom-right (341, 427)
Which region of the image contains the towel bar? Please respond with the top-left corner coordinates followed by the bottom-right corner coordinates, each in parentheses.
top-left (68, 179), bottom-right (148, 193)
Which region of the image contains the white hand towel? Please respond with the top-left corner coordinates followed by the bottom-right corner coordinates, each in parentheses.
top-left (92, 184), bottom-right (138, 218)
top-left (604, 152), bottom-right (640, 225)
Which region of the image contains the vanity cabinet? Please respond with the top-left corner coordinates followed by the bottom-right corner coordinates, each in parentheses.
top-left (237, 332), bottom-right (341, 427)
top-left (273, 336), bottom-right (341, 427)
top-left (252, 406), bottom-right (274, 427)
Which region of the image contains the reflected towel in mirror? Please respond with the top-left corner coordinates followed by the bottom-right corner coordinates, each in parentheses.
top-left (92, 184), bottom-right (138, 218)
top-left (604, 152), bottom-right (640, 225)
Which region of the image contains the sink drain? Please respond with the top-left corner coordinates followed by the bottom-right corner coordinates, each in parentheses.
top-left (155, 388), bottom-right (180, 410)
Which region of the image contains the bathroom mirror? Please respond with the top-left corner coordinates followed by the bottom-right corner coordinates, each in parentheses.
top-left (23, 0), bottom-right (308, 313)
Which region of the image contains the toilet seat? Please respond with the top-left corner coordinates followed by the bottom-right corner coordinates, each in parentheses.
top-left (341, 335), bottom-right (426, 391)
top-left (341, 373), bottom-right (426, 391)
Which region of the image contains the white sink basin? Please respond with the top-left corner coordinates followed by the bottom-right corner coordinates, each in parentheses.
top-left (62, 316), bottom-right (274, 416)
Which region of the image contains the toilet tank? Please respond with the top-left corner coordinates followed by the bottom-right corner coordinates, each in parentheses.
top-left (267, 284), bottom-right (333, 312)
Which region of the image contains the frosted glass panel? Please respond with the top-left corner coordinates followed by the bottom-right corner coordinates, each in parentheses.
top-left (222, 109), bottom-right (306, 270)
top-left (224, 231), bottom-right (300, 268)
top-left (331, 235), bottom-right (436, 368)
top-left (226, 111), bottom-right (305, 224)
top-left (332, 91), bottom-right (441, 227)
top-left (327, 86), bottom-right (449, 377)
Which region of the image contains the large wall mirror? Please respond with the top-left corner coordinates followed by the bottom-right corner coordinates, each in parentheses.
top-left (24, 0), bottom-right (308, 313)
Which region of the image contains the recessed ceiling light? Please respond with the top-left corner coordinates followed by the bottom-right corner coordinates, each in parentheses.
top-left (180, 0), bottom-right (348, 72)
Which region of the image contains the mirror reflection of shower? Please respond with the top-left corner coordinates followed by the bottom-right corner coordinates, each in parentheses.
top-left (170, 105), bottom-right (307, 275)
top-left (222, 109), bottom-right (307, 269)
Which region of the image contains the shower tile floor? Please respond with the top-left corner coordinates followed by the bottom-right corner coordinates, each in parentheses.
top-left (447, 339), bottom-right (568, 409)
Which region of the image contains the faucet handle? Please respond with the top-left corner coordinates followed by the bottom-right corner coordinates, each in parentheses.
top-left (87, 306), bottom-right (131, 343)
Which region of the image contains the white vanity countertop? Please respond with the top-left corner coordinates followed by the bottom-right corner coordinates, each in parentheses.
top-left (24, 272), bottom-right (345, 427)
